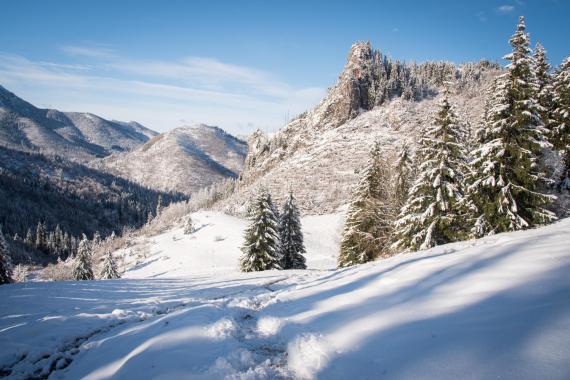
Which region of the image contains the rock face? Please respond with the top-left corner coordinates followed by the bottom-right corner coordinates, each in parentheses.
top-left (95, 124), bottom-right (248, 195)
top-left (220, 42), bottom-right (501, 216)
top-left (317, 42), bottom-right (375, 129)
top-left (0, 85), bottom-right (157, 162)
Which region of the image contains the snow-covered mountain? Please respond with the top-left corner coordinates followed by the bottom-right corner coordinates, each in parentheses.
top-left (218, 43), bottom-right (500, 215)
top-left (0, 85), bottom-right (157, 162)
top-left (94, 124), bottom-right (248, 195)
top-left (1, 213), bottom-right (568, 379)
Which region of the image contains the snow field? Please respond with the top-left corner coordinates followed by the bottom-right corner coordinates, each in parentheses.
top-left (0, 214), bottom-right (568, 379)
top-left (121, 211), bottom-right (343, 278)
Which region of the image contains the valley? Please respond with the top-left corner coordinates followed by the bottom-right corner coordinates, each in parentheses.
top-left (0, 4), bottom-right (569, 380)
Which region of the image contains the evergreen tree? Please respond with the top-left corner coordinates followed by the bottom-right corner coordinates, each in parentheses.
top-left (393, 90), bottom-right (468, 251)
top-left (0, 226), bottom-right (13, 284)
top-left (240, 190), bottom-right (281, 272)
top-left (24, 228), bottom-right (33, 246)
top-left (99, 250), bottom-right (120, 279)
top-left (552, 57), bottom-right (570, 190)
top-left (93, 231), bottom-right (102, 247)
top-left (183, 215), bottom-right (194, 235)
top-left (72, 234), bottom-right (94, 280)
top-left (533, 43), bottom-right (555, 131)
top-left (35, 221), bottom-right (45, 251)
top-left (393, 142), bottom-right (414, 209)
top-left (466, 17), bottom-right (556, 236)
top-left (338, 141), bottom-right (395, 267)
top-left (156, 195), bottom-right (163, 216)
top-left (53, 225), bottom-right (63, 257)
top-left (278, 191), bottom-right (307, 270)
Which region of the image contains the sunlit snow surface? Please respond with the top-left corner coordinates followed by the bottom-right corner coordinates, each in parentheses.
top-left (1, 213), bottom-right (569, 379)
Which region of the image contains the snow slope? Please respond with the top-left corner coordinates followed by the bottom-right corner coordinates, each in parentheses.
top-left (121, 211), bottom-right (344, 278)
top-left (1, 218), bottom-right (569, 379)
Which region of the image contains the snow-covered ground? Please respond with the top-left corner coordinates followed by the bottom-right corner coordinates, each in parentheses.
top-left (122, 211), bottom-right (344, 278)
top-left (1, 215), bottom-right (569, 379)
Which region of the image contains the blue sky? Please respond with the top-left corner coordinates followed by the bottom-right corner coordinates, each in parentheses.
top-left (1, 0), bottom-right (568, 134)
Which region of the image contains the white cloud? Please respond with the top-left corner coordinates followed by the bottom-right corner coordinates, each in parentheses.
top-left (497, 5), bottom-right (515, 14)
top-left (107, 56), bottom-right (292, 97)
top-left (0, 51), bottom-right (325, 135)
top-left (61, 45), bottom-right (115, 59)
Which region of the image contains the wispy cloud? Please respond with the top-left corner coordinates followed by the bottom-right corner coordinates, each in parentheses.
top-left (496, 5), bottom-right (515, 14)
top-left (0, 49), bottom-right (325, 134)
top-left (61, 45), bottom-right (115, 59)
top-left (107, 56), bottom-right (293, 98)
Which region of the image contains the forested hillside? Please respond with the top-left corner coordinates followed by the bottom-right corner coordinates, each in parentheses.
top-left (0, 146), bottom-right (185, 264)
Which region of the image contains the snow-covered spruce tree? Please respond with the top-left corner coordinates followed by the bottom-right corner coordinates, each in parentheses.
top-left (552, 57), bottom-right (570, 191)
top-left (533, 43), bottom-right (555, 131)
top-left (338, 141), bottom-right (395, 267)
top-left (99, 250), bottom-right (120, 280)
top-left (93, 231), bottom-right (102, 247)
top-left (35, 221), bottom-right (46, 251)
top-left (0, 226), bottom-right (13, 284)
top-left (240, 190), bottom-right (281, 272)
top-left (393, 90), bottom-right (469, 251)
top-left (279, 191), bottom-right (307, 270)
top-left (466, 17), bottom-right (556, 237)
top-left (183, 215), bottom-right (194, 235)
top-left (156, 195), bottom-right (163, 217)
top-left (393, 142), bottom-right (414, 209)
top-left (72, 234), bottom-right (94, 280)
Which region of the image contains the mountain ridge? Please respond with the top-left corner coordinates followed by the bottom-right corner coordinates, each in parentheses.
top-left (0, 85), bottom-right (158, 162)
top-left (94, 123), bottom-right (248, 195)
top-left (217, 42), bottom-right (501, 215)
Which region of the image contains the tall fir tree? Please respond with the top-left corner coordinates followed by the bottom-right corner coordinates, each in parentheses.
top-left (99, 250), bottom-right (120, 279)
top-left (338, 141), bottom-right (395, 267)
top-left (466, 16), bottom-right (556, 236)
top-left (240, 190), bottom-right (281, 272)
top-left (278, 191), bottom-right (307, 270)
top-left (393, 90), bottom-right (468, 251)
top-left (35, 221), bottom-right (45, 251)
top-left (0, 226), bottom-right (13, 284)
top-left (552, 57), bottom-right (570, 191)
top-left (533, 43), bottom-right (555, 131)
top-left (24, 228), bottom-right (33, 246)
top-left (72, 234), bottom-right (94, 280)
top-left (156, 195), bottom-right (163, 217)
top-left (392, 142), bottom-right (414, 210)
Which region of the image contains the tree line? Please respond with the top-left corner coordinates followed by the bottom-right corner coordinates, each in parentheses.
top-left (0, 146), bottom-right (185, 265)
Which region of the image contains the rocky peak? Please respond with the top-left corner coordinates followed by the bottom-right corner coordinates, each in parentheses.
top-left (302, 42), bottom-right (375, 131)
top-left (244, 129), bottom-right (269, 170)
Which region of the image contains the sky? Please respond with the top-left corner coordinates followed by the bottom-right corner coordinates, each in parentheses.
top-left (0, 0), bottom-right (568, 135)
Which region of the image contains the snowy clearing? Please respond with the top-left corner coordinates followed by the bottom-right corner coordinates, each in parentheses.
top-left (121, 211), bottom-right (344, 278)
top-left (1, 217), bottom-right (569, 379)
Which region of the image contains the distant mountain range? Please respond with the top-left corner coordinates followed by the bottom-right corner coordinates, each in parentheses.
top-left (0, 85), bottom-right (157, 162)
top-left (0, 85), bottom-right (247, 264)
top-left (0, 85), bottom-right (247, 197)
top-left (93, 124), bottom-right (248, 195)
